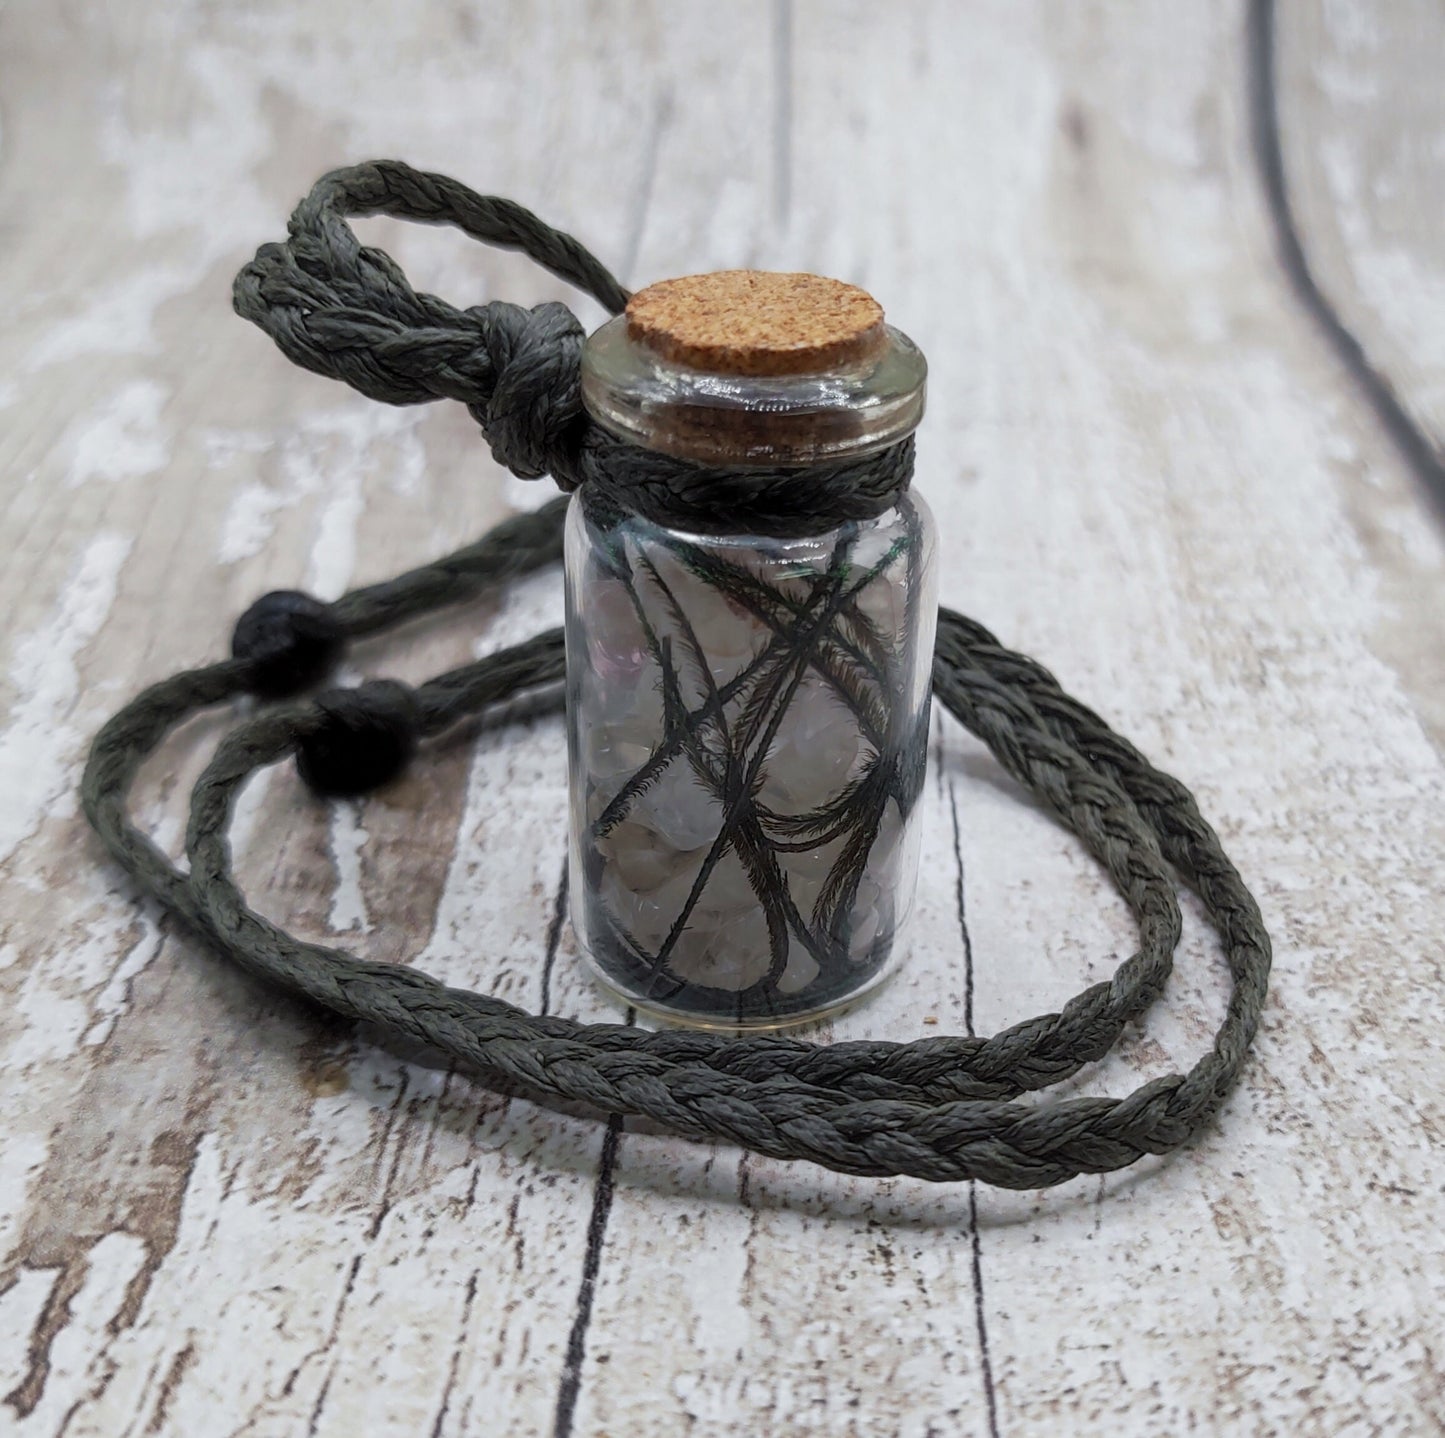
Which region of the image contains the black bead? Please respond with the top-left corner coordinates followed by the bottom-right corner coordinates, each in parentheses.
top-left (296, 681), bottom-right (421, 798)
top-left (231, 590), bottom-right (345, 699)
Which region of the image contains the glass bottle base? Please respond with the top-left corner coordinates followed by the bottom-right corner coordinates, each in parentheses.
top-left (576, 940), bottom-right (903, 1033)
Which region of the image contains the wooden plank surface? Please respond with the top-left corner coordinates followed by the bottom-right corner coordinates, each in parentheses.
top-left (1, 2), bottom-right (1442, 1434)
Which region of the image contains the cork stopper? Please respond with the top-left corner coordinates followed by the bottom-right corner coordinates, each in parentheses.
top-left (582, 275), bottom-right (925, 467)
top-left (626, 271), bottom-right (886, 377)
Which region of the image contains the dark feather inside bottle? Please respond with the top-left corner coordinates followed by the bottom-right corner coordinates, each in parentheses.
top-left (566, 493), bottom-right (937, 1027)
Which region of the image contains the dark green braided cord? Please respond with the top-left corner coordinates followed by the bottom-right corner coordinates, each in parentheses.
top-left (81, 160), bottom-right (1271, 1187)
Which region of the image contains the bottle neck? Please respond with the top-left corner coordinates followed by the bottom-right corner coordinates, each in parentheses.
top-left (581, 315), bottom-right (924, 468)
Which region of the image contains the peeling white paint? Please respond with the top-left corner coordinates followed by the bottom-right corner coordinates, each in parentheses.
top-left (383, 424), bottom-right (427, 499)
top-left (0, 1265), bottom-right (56, 1397)
top-left (4, 909), bottom-right (154, 1070)
top-left (0, 533), bottom-right (131, 863)
top-left (97, 52), bottom-right (271, 257)
top-left (226, 763), bottom-right (277, 867)
top-left (83, 915), bottom-right (165, 1048)
top-left (213, 407), bottom-right (426, 578)
top-left (13, 1234), bottom-right (148, 1438)
top-left (25, 266), bottom-right (199, 370)
top-left (0, 1133), bottom-right (50, 1265)
top-left (305, 462), bottom-right (365, 601)
top-left (327, 803), bottom-right (371, 935)
top-left (64, 380), bottom-right (171, 487)
top-left (217, 481), bottom-right (290, 564)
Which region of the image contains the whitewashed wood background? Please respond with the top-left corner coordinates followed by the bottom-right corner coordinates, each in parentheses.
top-left (2, 2), bottom-right (1443, 1434)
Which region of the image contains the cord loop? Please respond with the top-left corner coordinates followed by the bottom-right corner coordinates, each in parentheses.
top-left (233, 160), bottom-right (913, 538)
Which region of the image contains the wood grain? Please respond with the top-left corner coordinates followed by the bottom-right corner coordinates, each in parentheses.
top-left (1, 2), bottom-right (1442, 1435)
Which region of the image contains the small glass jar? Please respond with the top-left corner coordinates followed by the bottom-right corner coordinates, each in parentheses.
top-left (566, 272), bottom-right (937, 1029)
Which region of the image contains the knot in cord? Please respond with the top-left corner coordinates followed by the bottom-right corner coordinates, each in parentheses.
top-left (296, 680), bottom-right (421, 797)
top-left (232, 160), bottom-right (625, 486)
top-left (231, 590), bottom-right (345, 698)
top-left (466, 300), bottom-right (587, 482)
top-left (233, 160), bottom-right (913, 536)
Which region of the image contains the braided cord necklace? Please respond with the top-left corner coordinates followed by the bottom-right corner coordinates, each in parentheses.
top-left (82, 161), bottom-right (1271, 1190)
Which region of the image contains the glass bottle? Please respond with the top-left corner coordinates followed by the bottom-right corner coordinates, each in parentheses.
top-left (566, 271), bottom-right (937, 1029)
